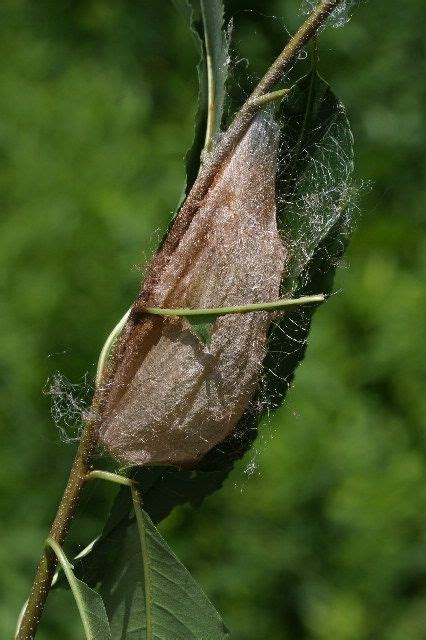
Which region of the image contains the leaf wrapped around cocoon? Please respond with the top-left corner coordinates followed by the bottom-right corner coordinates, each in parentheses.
top-left (97, 114), bottom-right (286, 467)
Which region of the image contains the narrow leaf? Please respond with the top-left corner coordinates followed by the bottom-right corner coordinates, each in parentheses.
top-left (171, 0), bottom-right (229, 193)
top-left (200, 0), bottom-right (229, 150)
top-left (46, 537), bottom-right (111, 640)
top-left (171, 0), bottom-right (206, 196)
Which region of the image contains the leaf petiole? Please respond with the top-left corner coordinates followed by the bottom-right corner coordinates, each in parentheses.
top-left (96, 308), bottom-right (131, 388)
top-left (86, 470), bottom-right (134, 488)
top-left (143, 293), bottom-right (325, 318)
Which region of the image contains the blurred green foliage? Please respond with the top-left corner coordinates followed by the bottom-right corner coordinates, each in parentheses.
top-left (0, 1), bottom-right (424, 638)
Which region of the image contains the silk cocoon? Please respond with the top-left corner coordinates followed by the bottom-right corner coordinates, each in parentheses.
top-left (98, 114), bottom-right (286, 466)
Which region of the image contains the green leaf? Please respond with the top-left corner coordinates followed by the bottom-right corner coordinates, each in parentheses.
top-left (70, 466), bottom-right (232, 589)
top-left (276, 63), bottom-right (354, 289)
top-left (185, 313), bottom-right (215, 347)
top-left (95, 489), bottom-right (229, 639)
top-left (170, 0), bottom-right (205, 200)
top-left (199, 0), bottom-right (229, 151)
top-left (138, 465), bottom-right (234, 523)
top-left (260, 212), bottom-right (352, 415)
top-left (277, 68), bottom-right (342, 196)
top-left (46, 537), bottom-right (111, 640)
top-left (171, 0), bottom-right (229, 194)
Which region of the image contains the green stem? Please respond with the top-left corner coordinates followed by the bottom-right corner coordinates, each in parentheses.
top-left (143, 294), bottom-right (325, 318)
top-left (86, 469), bottom-right (134, 487)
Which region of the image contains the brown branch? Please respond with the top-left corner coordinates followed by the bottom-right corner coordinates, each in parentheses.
top-left (15, 420), bottom-right (99, 640)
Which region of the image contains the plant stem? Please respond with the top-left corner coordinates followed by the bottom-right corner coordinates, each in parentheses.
top-left (16, 420), bottom-right (98, 640)
top-left (15, 2), bottom-right (342, 637)
top-left (143, 294), bottom-right (325, 317)
top-left (137, 0), bottom-right (342, 301)
top-left (207, 0), bottom-right (342, 171)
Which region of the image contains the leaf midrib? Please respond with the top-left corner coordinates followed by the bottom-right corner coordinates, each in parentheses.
top-left (132, 488), bottom-right (153, 640)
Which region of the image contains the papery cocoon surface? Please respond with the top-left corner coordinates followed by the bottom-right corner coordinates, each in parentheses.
top-left (98, 114), bottom-right (286, 466)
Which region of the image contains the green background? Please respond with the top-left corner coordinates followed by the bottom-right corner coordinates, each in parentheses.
top-left (0, 1), bottom-right (424, 638)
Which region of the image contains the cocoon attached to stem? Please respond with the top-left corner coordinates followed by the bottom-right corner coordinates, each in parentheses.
top-left (97, 113), bottom-right (287, 467)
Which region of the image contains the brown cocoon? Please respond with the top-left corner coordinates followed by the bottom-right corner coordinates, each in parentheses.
top-left (98, 114), bottom-right (286, 466)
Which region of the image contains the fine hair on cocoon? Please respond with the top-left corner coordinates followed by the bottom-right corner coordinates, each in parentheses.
top-left (98, 113), bottom-right (286, 467)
